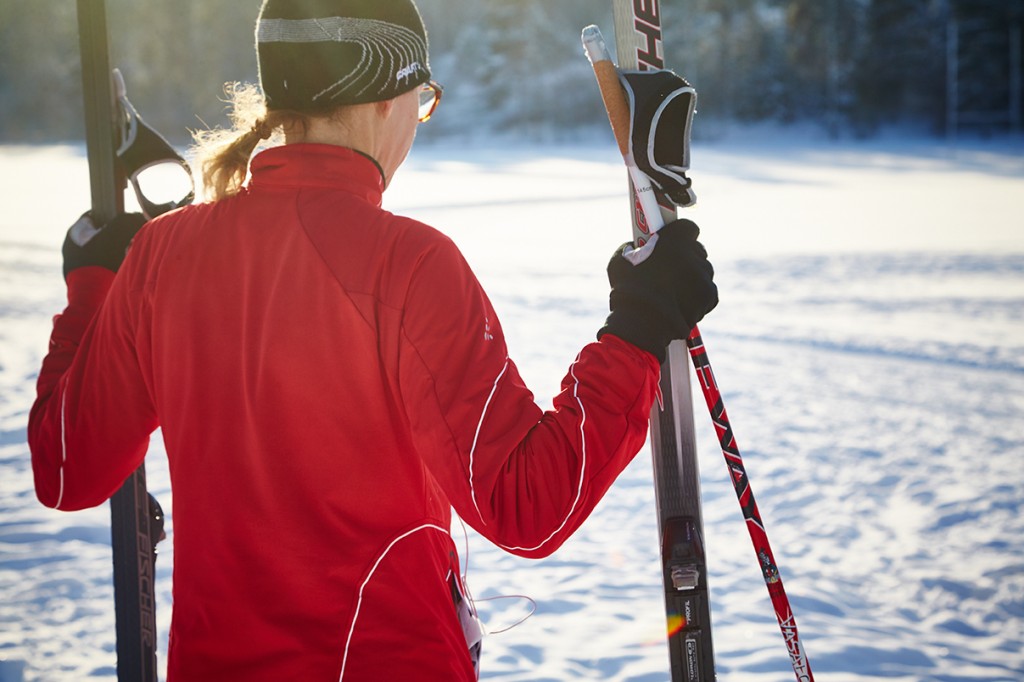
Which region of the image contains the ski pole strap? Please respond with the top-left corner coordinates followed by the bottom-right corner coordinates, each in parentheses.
top-left (113, 70), bottom-right (194, 219)
top-left (619, 70), bottom-right (696, 208)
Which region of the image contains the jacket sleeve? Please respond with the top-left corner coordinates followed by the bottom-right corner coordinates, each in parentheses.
top-left (398, 235), bottom-right (660, 559)
top-left (28, 258), bottom-right (158, 511)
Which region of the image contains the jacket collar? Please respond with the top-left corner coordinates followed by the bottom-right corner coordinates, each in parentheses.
top-left (248, 144), bottom-right (385, 206)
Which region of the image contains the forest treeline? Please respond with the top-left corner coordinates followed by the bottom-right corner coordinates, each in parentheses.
top-left (1, 0), bottom-right (1021, 144)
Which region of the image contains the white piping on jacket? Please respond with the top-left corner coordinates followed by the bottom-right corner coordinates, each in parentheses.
top-left (467, 357), bottom-right (511, 525)
top-left (470, 354), bottom-right (589, 554)
top-left (54, 382), bottom-right (68, 510)
top-left (338, 523), bottom-right (448, 681)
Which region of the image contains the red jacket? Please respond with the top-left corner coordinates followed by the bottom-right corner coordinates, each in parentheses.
top-left (29, 144), bottom-right (660, 680)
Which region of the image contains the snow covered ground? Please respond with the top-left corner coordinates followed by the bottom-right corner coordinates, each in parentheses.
top-left (1, 131), bottom-right (1022, 681)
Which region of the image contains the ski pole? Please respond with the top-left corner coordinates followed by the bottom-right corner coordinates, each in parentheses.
top-left (583, 25), bottom-right (815, 682)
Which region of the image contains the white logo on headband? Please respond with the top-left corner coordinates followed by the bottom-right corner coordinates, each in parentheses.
top-left (396, 62), bottom-right (423, 82)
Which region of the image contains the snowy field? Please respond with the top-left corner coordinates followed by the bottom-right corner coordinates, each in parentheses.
top-left (1, 131), bottom-right (1023, 681)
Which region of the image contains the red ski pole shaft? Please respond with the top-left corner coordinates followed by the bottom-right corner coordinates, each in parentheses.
top-left (686, 330), bottom-right (814, 682)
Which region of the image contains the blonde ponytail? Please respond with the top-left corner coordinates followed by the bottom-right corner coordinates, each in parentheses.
top-left (191, 83), bottom-right (304, 202)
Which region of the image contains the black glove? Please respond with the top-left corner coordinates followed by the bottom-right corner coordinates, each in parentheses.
top-left (62, 212), bottom-right (146, 280)
top-left (598, 218), bottom-right (718, 364)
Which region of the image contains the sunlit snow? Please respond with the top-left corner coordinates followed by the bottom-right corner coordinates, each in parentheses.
top-left (1, 130), bottom-right (1022, 681)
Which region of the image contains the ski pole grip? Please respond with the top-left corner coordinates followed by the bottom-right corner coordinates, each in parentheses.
top-left (582, 25), bottom-right (631, 158)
